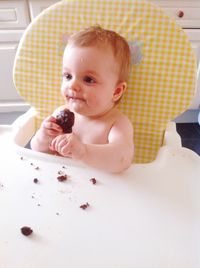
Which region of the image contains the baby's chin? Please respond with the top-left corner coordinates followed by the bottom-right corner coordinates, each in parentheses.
top-left (68, 104), bottom-right (98, 117)
top-left (67, 99), bottom-right (110, 117)
top-left (67, 98), bottom-right (85, 110)
top-left (67, 101), bottom-right (89, 116)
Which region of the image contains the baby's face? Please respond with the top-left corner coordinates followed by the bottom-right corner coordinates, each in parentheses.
top-left (61, 44), bottom-right (121, 117)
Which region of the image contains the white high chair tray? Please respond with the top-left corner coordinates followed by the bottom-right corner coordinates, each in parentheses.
top-left (0, 121), bottom-right (200, 267)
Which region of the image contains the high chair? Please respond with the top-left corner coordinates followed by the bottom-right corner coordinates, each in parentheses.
top-left (0, 0), bottom-right (200, 267)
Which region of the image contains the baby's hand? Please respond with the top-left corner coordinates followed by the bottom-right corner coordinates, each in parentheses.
top-left (31, 116), bottom-right (63, 153)
top-left (41, 116), bottom-right (63, 138)
top-left (50, 133), bottom-right (86, 160)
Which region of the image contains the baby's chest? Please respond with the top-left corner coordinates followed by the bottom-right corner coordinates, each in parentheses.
top-left (73, 121), bottom-right (112, 144)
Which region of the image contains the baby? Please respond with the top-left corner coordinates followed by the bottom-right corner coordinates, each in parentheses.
top-left (31, 25), bottom-right (134, 173)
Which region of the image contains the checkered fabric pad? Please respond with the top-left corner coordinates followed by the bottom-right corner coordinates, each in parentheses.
top-left (13, 0), bottom-right (196, 163)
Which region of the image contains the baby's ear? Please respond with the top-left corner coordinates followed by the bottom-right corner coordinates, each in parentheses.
top-left (113, 82), bottom-right (127, 102)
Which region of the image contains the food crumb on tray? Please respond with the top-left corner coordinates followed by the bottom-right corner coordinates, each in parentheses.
top-left (33, 178), bottom-right (39, 183)
top-left (57, 174), bottom-right (68, 182)
top-left (21, 226), bottom-right (33, 236)
top-left (90, 178), bottom-right (97, 184)
top-left (80, 202), bottom-right (90, 210)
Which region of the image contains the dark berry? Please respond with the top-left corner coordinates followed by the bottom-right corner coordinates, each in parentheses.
top-left (21, 226), bottom-right (33, 236)
top-left (80, 202), bottom-right (90, 210)
top-left (57, 175), bottom-right (68, 182)
top-left (90, 178), bottom-right (97, 184)
top-left (56, 109), bottom-right (74, 133)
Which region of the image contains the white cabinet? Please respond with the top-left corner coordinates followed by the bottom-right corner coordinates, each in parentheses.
top-left (186, 30), bottom-right (200, 109)
top-left (0, 0), bottom-right (60, 113)
top-left (0, 0), bottom-right (30, 111)
top-left (149, 0), bottom-right (200, 112)
top-left (0, 1), bottom-right (30, 29)
top-left (150, 0), bottom-right (200, 29)
top-left (0, 31), bottom-right (23, 101)
top-left (28, 0), bottom-right (59, 20)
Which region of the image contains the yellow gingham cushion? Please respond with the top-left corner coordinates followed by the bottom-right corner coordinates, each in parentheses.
top-left (13, 0), bottom-right (196, 163)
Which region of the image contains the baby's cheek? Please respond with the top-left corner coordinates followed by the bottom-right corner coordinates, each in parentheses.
top-left (87, 94), bottom-right (101, 107)
top-left (60, 82), bottom-right (67, 95)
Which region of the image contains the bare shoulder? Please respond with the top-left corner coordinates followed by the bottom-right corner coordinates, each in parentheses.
top-left (108, 109), bottom-right (134, 157)
top-left (113, 109), bottom-right (133, 130)
top-left (108, 108), bottom-right (134, 143)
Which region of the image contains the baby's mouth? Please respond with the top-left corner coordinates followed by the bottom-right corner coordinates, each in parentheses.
top-left (67, 95), bottom-right (85, 102)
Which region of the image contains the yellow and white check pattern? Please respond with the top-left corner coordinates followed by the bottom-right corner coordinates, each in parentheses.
top-left (13, 0), bottom-right (196, 163)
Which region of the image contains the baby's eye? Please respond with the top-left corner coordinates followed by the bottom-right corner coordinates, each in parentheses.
top-left (83, 76), bottom-right (96, 84)
top-left (64, 73), bottom-right (72, 80)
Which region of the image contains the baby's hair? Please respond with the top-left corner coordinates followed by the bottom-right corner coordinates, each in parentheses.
top-left (67, 25), bottom-right (131, 82)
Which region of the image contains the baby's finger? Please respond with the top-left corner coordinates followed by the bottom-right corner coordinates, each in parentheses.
top-left (50, 137), bottom-right (57, 150)
top-left (45, 115), bottom-right (56, 122)
top-left (47, 129), bottom-right (60, 136)
top-left (50, 136), bottom-right (63, 150)
top-left (55, 138), bottom-right (68, 152)
top-left (60, 144), bottom-right (72, 156)
top-left (44, 121), bottom-right (62, 132)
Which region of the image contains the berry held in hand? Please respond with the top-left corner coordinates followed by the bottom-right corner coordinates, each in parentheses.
top-left (56, 109), bottom-right (75, 133)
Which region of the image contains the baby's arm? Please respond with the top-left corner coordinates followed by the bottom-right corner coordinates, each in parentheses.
top-left (30, 116), bottom-right (63, 153)
top-left (80, 116), bottom-right (134, 172)
top-left (51, 115), bottom-right (134, 173)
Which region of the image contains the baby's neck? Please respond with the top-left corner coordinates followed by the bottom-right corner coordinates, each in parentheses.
top-left (77, 105), bottom-right (117, 120)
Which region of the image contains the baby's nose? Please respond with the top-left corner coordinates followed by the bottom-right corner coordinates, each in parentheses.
top-left (70, 78), bottom-right (81, 92)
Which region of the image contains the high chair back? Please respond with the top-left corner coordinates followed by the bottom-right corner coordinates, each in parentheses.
top-left (13, 0), bottom-right (196, 163)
